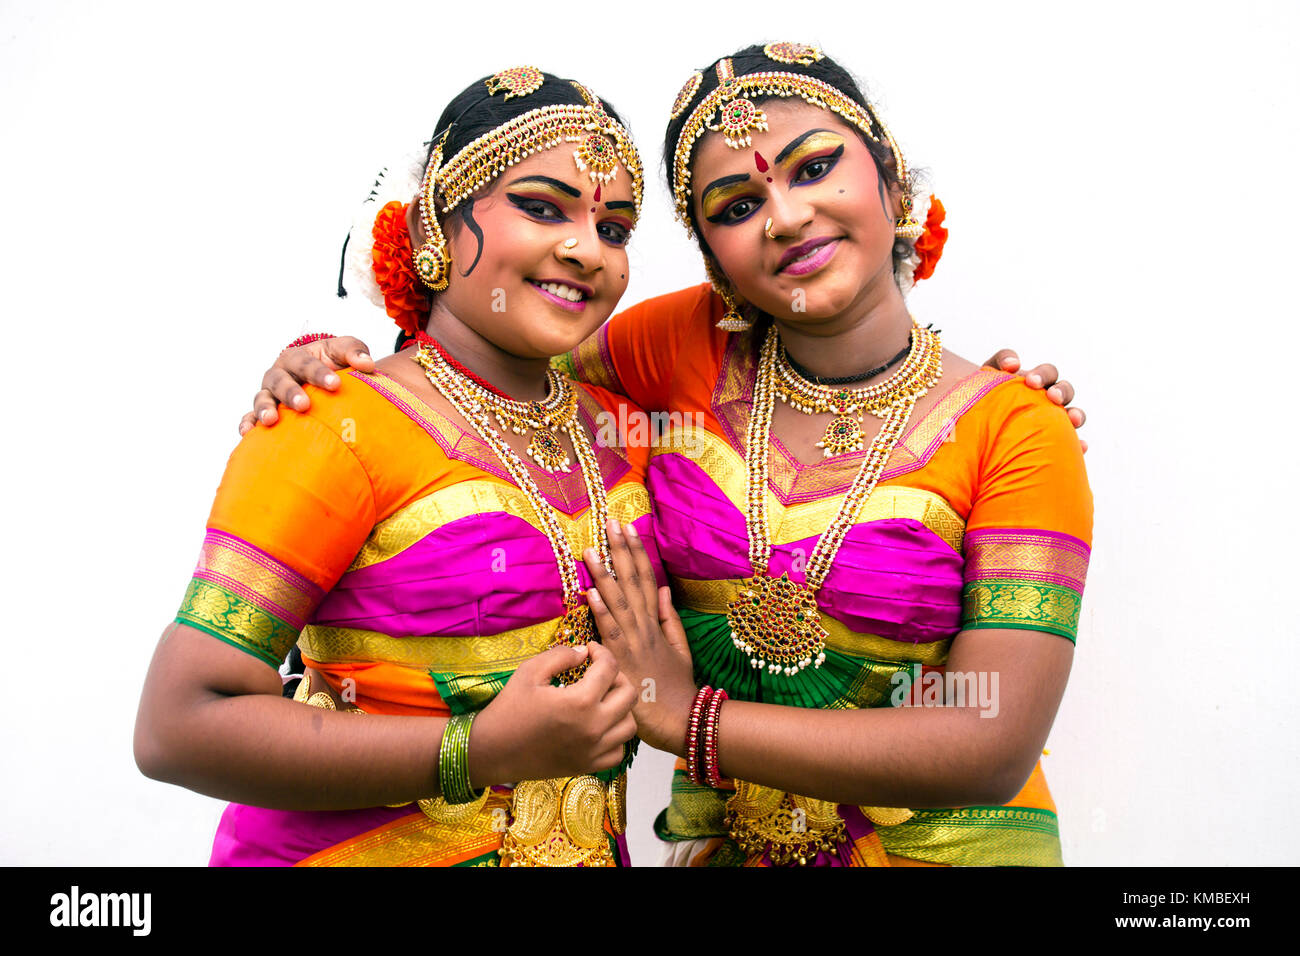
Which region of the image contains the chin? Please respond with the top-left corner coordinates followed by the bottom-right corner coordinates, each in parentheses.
top-left (519, 318), bottom-right (603, 359)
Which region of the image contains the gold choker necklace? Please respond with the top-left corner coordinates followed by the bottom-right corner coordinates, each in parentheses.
top-left (457, 369), bottom-right (580, 473)
top-left (726, 323), bottom-right (942, 676)
top-left (774, 322), bottom-right (943, 457)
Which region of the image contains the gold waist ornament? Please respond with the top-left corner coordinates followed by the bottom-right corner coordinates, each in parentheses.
top-left (725, 780), bottom-right (913, 866)
top-left (295, 674), bottom-right (626, 864)
top-left (417, 773), bottom-right (626, 867)
top-left (498, 775), bottom-right (623, 867)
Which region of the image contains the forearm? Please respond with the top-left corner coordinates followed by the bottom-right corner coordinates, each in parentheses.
top-left (136, 689), bottom-right (452, 810)
top-left (713, 700), bottom-right (1032, 809)
top-left (133, 626), bottom-right (526, 810)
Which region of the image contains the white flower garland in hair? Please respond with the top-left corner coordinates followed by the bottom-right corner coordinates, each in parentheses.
top-left (342, 146), bottom-right (429, 309)
top-left (893, 178), bottom-right (930, 298)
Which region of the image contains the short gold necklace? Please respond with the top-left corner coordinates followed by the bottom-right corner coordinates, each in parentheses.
top-left (774, 321), bottom-right (942, 457)
top-left (415, 345), bottom-right (612, 677)
top-left (457, 368), bottom-right (580, 473)
top-left (725, 323), bottom-right (942, 676)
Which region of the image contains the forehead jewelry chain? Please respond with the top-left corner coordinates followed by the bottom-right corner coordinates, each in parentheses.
top-left (775, 323), bottom-right (941, 457)
top-left (725, 324), bottom-right (941, 676)
top-left (415, 345), bottom-right (613, 680)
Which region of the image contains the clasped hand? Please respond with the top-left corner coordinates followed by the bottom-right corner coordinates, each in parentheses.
top-left (582, 520), bottom-right (697, 757)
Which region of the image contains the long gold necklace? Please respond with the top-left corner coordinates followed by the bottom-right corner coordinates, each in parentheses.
top-left (774, 323), bottom-right (942, 457)
top-left (415, 345), bottom-right (612, 677)
top-left (726, 322), bottom-right (942, 676)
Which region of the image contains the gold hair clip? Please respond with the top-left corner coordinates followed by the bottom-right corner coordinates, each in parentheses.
top-left (486, 66), bottom-right (545, 101)
top-left (763, 42), bottom-right (824, 66)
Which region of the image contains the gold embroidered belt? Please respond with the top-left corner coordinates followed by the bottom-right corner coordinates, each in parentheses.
top-left (725, 779), bottom-right (913, 866)
top-left (296, 672), bottom-right (625, 867)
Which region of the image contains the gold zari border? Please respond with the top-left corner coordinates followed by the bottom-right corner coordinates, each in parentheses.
top-left (298, 617), bottom-right (561, 674)
top-left (352, 480), bottom-right (651, 570)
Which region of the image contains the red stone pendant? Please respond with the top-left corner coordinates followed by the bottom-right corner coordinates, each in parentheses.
top-left (725, 573), bottom-right (828, 675)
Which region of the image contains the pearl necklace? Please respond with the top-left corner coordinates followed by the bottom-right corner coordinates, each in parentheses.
top-left (726, 324), bottom-right (942, 676)
top-left (415, 345), bottom-right (613, 679)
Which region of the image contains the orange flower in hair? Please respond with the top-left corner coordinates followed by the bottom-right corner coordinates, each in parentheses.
top-left (913, 195), bottom-right (948, 282)
top-left (371, 201), bottom-right (431, 335)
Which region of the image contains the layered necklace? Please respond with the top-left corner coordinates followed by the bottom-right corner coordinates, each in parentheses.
top-left (415, 344), bottom-right (612, 678)
top-left (726, 320), bottom-right (942, 676)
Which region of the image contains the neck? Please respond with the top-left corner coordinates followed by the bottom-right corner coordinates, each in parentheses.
top-left (423, 304), bottom-right (551, 401)
top-left (773, 269), bottom-right (913, 381)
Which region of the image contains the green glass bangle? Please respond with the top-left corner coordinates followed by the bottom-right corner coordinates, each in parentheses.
top-left (438, 712), bottom-right (485, 805)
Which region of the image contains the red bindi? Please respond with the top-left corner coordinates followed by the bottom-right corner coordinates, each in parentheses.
top-left (593, 183), bottom-right (602, 202)
top-left (754, 150), bottom-right (769, 173)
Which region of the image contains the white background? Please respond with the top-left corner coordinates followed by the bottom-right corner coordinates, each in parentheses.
top-left (2, 0), bottom-right (1297, 866)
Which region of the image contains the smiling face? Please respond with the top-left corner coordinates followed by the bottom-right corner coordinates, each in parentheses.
top-left (691, 98), bottom-right (902, 326)
top-left (421, 144), bottom-right (636, 360)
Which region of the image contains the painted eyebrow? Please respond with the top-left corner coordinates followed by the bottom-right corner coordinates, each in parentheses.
top-left (774, 129), bottom-right (838, 165)
top-left (506, 175), bottom-right (581, 198)
top-left (603, 200), bottom-right (635, 211)
top-left (701, 173), bottom-right (751, 204)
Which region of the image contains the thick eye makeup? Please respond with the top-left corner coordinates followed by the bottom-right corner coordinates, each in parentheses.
top-left (700, 130), bottom-right (848, 226)
top-left (506, 184), bottom-right (635, 247)
top-left (507, 193), bottom-right (571, 222)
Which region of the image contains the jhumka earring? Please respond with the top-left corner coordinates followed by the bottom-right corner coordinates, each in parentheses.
top-left (705, 258), bottom-right (751, 332)
top-left (894, 189), bottom-right (924, 240)
top-left (414, 129), bottom-right (453, 292)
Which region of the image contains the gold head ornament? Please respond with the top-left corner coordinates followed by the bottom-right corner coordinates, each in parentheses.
top-left (669, 50), bottom-right (919, 239)
top-left (414, 72), bottom-right (645, 292)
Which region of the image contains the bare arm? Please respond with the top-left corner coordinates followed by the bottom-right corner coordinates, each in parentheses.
top-left (584, 523), bottom-right (1071, 810)
top-left (134, 623), bottom-right (636, 810)
top-left (704, 629), bottom-right (1070, 808)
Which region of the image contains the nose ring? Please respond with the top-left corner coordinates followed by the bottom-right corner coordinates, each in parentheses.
top-left (563, 237), bottom-right (579, 249)
top-left (764, 217), bottom-right (776, 240)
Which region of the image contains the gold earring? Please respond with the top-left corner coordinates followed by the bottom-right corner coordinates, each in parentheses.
top-left (705, 258), bottom-right (752, 332)
top-left (415, 131), bottom-right (453, 291)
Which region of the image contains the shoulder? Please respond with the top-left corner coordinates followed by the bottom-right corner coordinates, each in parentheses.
top-left (613, 283), bottom-right (722, 342)
top-left (577, 381), bottom-right (652, 475)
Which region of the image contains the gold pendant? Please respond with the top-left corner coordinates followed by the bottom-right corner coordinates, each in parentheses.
top-left (526, 427), bottom-right (572, 473)
top-left (815, 414), bottom-right (865, 458)
top-left (725, 573), bottom-right (828, 675)
top-left (552, 603), bottom-right (595, 685)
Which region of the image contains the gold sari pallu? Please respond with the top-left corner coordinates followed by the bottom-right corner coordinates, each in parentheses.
top-left (725, 780), bottom-right (913, 866)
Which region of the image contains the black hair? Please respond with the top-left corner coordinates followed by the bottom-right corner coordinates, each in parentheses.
top-left (389, 70), bottom-right (630, 353)
top-left (661, 44), bottom-right (905, 272)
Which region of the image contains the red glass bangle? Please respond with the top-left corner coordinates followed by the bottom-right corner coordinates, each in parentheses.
top-left (282, 332), bottom-right (336, 353)
top-left (686, 686), bottom-right (714, 785)
top-left (703, 688), bottom-right (728, 788)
